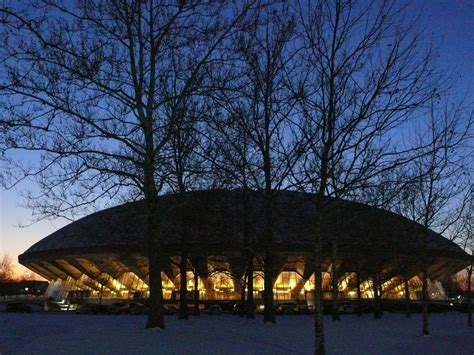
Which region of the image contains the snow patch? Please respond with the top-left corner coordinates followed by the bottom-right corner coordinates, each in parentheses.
top-left (0, 312), bottom-right (472, 354)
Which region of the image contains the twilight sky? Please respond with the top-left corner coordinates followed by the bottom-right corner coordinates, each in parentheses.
top-left (0, 0), bottom-right (473, 278)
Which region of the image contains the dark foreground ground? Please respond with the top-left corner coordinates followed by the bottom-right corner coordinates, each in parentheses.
top-left (1, 312), bottom-right (473, 354)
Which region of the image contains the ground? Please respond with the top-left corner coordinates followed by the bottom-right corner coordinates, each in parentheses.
top-left (0, 312), bottom-right (473, 354)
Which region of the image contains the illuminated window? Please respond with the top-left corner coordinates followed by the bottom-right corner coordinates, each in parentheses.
top-left (274, 271), bottom-right (301, 292)
top-left (273, 271), bottom-right (302, 300)
top-left (209, 271), bottom-right (234, 292)
top-left (253, 272), bottom-right (264, 291)
top-left (174, 271), bottom-right (204, 292)
top-left (360, 280), bottom-right (374, 298)
top-left (161, 273), bottom-right (174, 290)
top-left (301, 273), bottom-right (331, 293)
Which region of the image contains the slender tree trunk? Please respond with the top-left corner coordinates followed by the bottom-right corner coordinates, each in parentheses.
top-left (146, 245), bottom-right (164, 328)
top-left (404, 272), bottom-right (411, 318)
top-left (314, 209), bottom-right (325, 355)
top-left (263, 249), bottom-right (275, 323)
top-left (242, 189), bottom-right (254, 319)
top-left (179, 251), bottom-right (189, 320)
top-left (422, 268), bottom-right (429, 335)
top-left (145, 198), bottom-right (165, 329)
top-left (263, 194), bottom-right (275, 323)
top-left (240, 271), bottom-right (247, 317)
top-left (246, 254), bottom-right (255, 319)
top-left (373, 273), bottom-right (381, 319)
top-left (468, 264), bottom-right (472, 327)
top-left (421, 219), bottom-right (430, 335)
top-left (378, 273), bottom-right (383, 315)
top-left (193, 264), bottom-right (200, 317)
top-left (331, 240), bottom-right (340, 321)
top-left (356, 266), bottom-right (362, 317)
top-left (144, 107), bottom-right (164, 328)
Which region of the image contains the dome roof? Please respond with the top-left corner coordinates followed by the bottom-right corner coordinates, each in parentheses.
top-left (20, 189), bottom-right (467, 261)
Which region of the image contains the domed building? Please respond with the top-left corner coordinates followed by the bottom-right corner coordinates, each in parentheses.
top-left (19, 189), bottom-right (469, 304)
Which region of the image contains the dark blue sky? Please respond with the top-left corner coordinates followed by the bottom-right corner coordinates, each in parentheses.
top-left (418, 0), bottom-right (473, 98)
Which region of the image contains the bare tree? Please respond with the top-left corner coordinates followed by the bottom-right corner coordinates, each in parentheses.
top-left (355, 170), bottom-right (416, 319)
top-left (0, 254), bottom-right (13, 282)
top-left (208, 3), bottom-right (303, 323)
top-left (395, 98), bottom-right (472, 335)
top-left (0, 0), bottom-right (256, 329)
top-left (163, 94), bottom-right (207, 320)
top-left (447, 184), bottom-right (473, 327)
top-left (205, 113), bottom-right (259, 318)
top-left (292, 1), bottom-right (446, 352)
top-left (466, 186), bottom-right (473, 327)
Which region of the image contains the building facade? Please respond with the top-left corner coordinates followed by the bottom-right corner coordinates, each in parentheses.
top-left (19, 190), bottom-right (468, 304)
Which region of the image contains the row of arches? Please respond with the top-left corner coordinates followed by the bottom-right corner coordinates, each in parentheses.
top-left (45, 267), bottom-right (445, 303)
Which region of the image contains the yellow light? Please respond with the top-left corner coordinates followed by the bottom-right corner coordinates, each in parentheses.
top-left (209, 271), bottom-right (234, 292)
top-left (339, 279), bottom-right (349, 291)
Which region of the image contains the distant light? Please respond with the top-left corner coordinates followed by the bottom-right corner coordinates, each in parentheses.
top-left (24, 287), bottom-right (29, 291)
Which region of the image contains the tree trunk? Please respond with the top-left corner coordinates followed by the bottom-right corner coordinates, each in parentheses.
top-left (193, 264), bottom-right (200, 317)
top-left (331, 240), bottom-right (340, 321)
top-left (246, 254), bottom-right (255, 318)
top-left (146, 246), bottom-right (164, 328)
top-left (145, 200), bottom-right (165, 329)
top-left (242, 189), bottom-right (254, 319)
top-left (373, 273), bottom-right (381, 319)
top-left (356, 267), bottom-right (362, 317)
top-left (422, 269), bottom-right (429, 335)
top-left (314, 211), bottom-right (325, 355)
top-left (263, 194), bottom-right (275, 323)
top-left (144, 107), bottom-right (164, 329)
top-left (263, 249), bottom-right (275, 323)
top-left (378, 273), bottom-right (383, 315)
top-left (240, 271), bottom-right (247, 317)
top-left (404, 272), bottom-right (411, 318)
top-left (179, 251), bottom-right (189, 320)
top-left (468, 264), bottom-right (472, 327)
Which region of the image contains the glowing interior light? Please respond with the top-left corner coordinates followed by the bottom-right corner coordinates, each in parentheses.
top-left (303, 274), bottom-right (315, 292)
top-left (253, 272), bottom-right (264, 291)
top-left (273, 271), bottom-right (301, 293)
top-left (209, 271), bottom-right (234, 292)
top-left (174, 271), bottom-right (203, 291)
